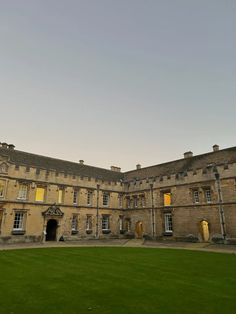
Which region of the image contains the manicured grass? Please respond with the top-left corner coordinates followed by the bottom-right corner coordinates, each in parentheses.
top-left (0, 247), bottom-right (235, 314)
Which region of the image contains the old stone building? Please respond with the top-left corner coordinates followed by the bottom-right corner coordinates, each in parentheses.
top-left (0, 142), bottom-right (236, 244)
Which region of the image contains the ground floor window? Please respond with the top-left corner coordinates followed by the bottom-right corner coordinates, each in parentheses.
top-left (164, 213), bottom-right (173, 233)
top-left (119, 215), bottom-right (124, 231)
top-left (12, 212), bottom-right (26, 234)
top-left (71, 215), bottom-right (78, 233)
top-left (102, 215), bottom-right (110, 230)
top-left (125, 218), bottom-right (131, 232)
top-left (86, 215), bottom-right (92, 231)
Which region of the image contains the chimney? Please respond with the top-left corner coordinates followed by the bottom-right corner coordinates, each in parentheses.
top-left (79, 160), bottom-right (84, 165)
top-left (213, 144), bottom-right (219, 152)
top-left (110, 166), bottom-right (121, 172)
top-left (136, 164), bottom-right (141, 170)
top-left (184, 151), bottom-right (193, 159)
top-left (1, 142), bottom-right (8, 149)
top-left (8, 144), bottom-right (15, 150)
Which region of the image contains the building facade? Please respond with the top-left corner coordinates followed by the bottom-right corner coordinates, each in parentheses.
top-left (0, 142), bottom-right (236, 244)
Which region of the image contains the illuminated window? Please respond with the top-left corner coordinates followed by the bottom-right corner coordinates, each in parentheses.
top-left (58, 188), bottom-right (64, 204)
top-left (205, 189), bottom-right (212, 203)
top-left (0, 180), bottom-right (5, 198)
top-left (86, 215), bottom-right (92, 230)
top-left (163, 192), bottom-right (171, 206)
top-left (102, 192), bottom-right (109, 206)
top-left (87, 191), bottom-right (93, 205)
top-left (193, 190), bottom-right (200, 203)
top-left (102, 215), bottom-right (110, 230)
top-left (18, 184), bottom-right (28, 200)
top-left (35, 187), bottom-right (45, 202)
top-left (164, 213), bottom-right (173, 233)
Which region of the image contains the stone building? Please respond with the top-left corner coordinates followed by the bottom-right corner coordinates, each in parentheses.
top-left (0, 142), bottom-right (236, 244)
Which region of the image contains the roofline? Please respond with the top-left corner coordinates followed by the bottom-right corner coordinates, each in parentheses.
top-left (124, 146), bottom-right (236, 174)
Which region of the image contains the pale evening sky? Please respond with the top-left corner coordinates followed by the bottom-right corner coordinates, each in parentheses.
top-left (0, 0), bottom-right (235, 171)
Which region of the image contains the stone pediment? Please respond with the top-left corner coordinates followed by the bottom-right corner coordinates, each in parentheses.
top-left (42, 204), bottom-right (64, 217)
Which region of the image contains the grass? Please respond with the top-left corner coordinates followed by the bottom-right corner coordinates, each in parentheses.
top-left (0, 247), bottom-right (235, 314)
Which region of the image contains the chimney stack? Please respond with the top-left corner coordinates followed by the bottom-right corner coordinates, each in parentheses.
top-left (110, 166), bottom-right (121, 172)
top-left (1, 142), bottom-right (8, 149)
top-left (213, 144), bottom-right (219, 152)
top-left (136, 164), bottom-right (141, 170)
top-left (8, 144), bottom-right (15, 150)
top-left (79, 160), bottom-right (84, 165)
top-left (184, 151), bottom-right (193, 159)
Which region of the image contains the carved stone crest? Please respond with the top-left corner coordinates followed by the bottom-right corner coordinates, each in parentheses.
top-left (42, 204), bottom-right (64, 217)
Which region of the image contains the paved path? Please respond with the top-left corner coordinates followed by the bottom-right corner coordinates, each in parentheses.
top-left (0, 239), bottom-right (236, 254)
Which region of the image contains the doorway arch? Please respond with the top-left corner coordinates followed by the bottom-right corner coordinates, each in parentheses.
top-left (200, 220), bottom-right (209, 242)
top-left (135, 221), bottom-right (143, 238)
top-left (46, 219), bottom-right (58, 241)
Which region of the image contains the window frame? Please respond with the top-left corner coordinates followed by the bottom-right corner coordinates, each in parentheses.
top-left (17, 183), bottom-right (28, 200)
top-left (0, 179), bottom-right (6, 198)
top-left (102, 215), bottom-right (110, 230)
top-left (164, 213), bottom-right (173, 233)
top-left (35, 186), bottom-right (46, 202)
top-left (102, 192), bottom-right (110, 207)
top-left (205, 189), bottom-right (212, 203)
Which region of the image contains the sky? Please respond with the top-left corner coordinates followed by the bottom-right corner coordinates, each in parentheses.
top-left (0, 0), bottom-right (235, 171)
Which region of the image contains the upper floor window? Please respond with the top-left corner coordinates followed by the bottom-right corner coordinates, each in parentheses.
top-left (17, 184), bottom-right (28, 200)
top-left (87, 191), bottom-right (93, 206)
top-left (140, 195), bottom-right (146, 207)
top-left (0, 162), bottom-right (8, 173)
top-left (102, 192), bottom-right (109, 206)
top-left (163, 192), bottom-right (171, 206)
top-left (193, 190), bottom-right (200, 203)
top-left (0, 180), bottom-right (5, 198)
top-left (205, 189), bottom-right (212, 203)
top-left (118, 194), bottom-right (123, 208)
top-left (35, 187), bottom-right (45, 202)
top-left (73, 190), bottom-right (78, 205)
top-left (133, 196), bottom-right (138, 208)
top-left (58, 188), bottom-right (64, 204)
top-left (126, 198), bottom-right (131, 209)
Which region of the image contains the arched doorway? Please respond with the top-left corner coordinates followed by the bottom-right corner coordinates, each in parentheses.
top-left (46, 219), bottom-right (58, 241)
top-left (135, 221), bottom-right (143, 238)
top-left (200, 220), bottom-right (209, 242)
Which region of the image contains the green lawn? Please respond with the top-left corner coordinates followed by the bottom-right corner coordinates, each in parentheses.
top-left (0, 247), bottom-right (235, 314)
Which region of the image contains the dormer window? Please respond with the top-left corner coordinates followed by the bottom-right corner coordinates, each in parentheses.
top-left (0, 162), bottom-right (8, 173)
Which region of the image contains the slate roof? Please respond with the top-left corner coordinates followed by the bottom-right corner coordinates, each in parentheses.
top-left (124, 147), bottom-right (236, 181)
top-left (0, 148), bottom-right (124, 182)
top-left (1, 146), bottom-right (236, 183)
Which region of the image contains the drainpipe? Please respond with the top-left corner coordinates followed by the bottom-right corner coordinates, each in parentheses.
top-left (150, 184), bottom-right (155, 238)
top-left (96, 184), bottom-right (100, 239)
top-left (214, 167), bottom-right (226, 241)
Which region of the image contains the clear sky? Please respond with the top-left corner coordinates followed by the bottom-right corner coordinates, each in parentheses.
top-left (0, 0), bottom-right (235, 171)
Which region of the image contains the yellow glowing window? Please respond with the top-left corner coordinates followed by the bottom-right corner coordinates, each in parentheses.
top-left (58, 189), bottom-right (64, 204)
top-left (35, 187), bottom-right (45, 202)
top-left (164, 192), bottom-right (171, 206)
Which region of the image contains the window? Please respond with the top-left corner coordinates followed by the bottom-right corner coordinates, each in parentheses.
top-left (13, 212), bottom-right (25, 230)
top-left (102, 215), bottom-right (110, 230)
top-left (73, 190), bottom-right (78, 205)
top-left (118, 194), bottom-right (123, 207)
top-left (126, 198), bottom-right (131, 209)
top-left (205, 189), bottom-right (212, 203)
top-left (164, 213), bottom-right (173, 233)
top-left (125, 219), bottom-right (131, 232)
top-left (58, 188), bottom-right (64, 204)
top-left (133, 196), bottom-right (138, 208)
top-left (35, 187), bottom-right (45, 202)
top-left (119, 216), bottom-right (124, 231)
top-left (163, 192), bottom-right (171, 206)
top-left (193, 190), bottom-right (200, 203)
top-left (71, 215), bottom-right (78, 232)
top-left (102, 192), bottom-right (109, 206)
top-left (86, 215), bottom-right (92, 230)
top-left (140, 195), bottom-right (145, 207)
top-left (0, 180), bottom-right (5, 198)
top-left (0, 163), bottom-right (8, 173)
top-left (87, 191), bottom-right (93, 206)
top-left (17, 184), bottom-right (28, 200)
